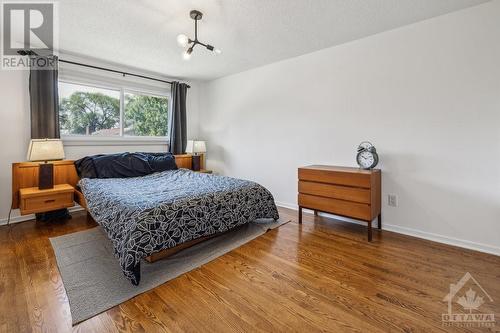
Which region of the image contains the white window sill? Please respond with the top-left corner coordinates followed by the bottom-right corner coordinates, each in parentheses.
top-left (62, 136), bottom-right (169, 146)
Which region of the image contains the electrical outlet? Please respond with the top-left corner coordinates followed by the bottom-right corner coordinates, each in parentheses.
top-left (388, 194), bottom-right (398, 207)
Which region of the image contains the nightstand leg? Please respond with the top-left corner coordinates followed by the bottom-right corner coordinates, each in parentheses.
top-left (367, 220), bottom-right (372, 242)
top-left (378, 213), bottom-right (382, 229)
top-left (298, 206), bottom-right (303, 224)
top-left (314, 210), bottom-right (318, 216)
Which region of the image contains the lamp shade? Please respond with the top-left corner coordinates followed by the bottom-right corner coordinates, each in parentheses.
top-left (27, 139), bottom-right (65, 162)
top-left (185, 140), bottom-right (206, 154)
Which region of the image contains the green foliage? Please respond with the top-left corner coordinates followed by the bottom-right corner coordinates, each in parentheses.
top-left (59, 91), bottom-right (169, 136)
top-left (59, 92), bottom-right (120, 135)
top-left (125, 94), bottom-right (168, 136)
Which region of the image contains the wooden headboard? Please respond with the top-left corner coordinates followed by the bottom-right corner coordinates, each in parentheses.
top-left (11, 154), bottom-right (193, 209)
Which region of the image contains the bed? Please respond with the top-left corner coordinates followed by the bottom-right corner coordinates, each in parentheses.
top-left (79, 167), bottom-right (279, 285)
top-left (12, 154), bottom-right (280, 285)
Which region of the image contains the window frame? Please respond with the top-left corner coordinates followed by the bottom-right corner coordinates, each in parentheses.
top-left (59, 78), bottom-right (171, 146)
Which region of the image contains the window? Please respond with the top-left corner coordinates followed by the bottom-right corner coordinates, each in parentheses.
top-left (59, 82), bottom-right (120, 136)
top-left (58, 81), bottom-right (169, 139)
top-left (124, 92), bottom-right (168, 137)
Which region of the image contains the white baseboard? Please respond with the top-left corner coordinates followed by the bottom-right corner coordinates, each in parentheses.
top-left (275, 201), bottom-right (500, 256)
top-left (0, 206), bottom-right (85, 226)
top-left (381, 224), bottom-right (500, 256)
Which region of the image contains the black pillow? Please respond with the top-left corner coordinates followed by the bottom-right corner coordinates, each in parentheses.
top-left (74, 155), bottom-right (99, 179)
top-left (92, 152), bottom-right (153, 178)
top-left (74, 152), bottom-right (177, 179)
top-left (142, 152), bottom-right (178, 172)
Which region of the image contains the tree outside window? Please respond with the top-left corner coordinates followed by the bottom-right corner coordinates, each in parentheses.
top-left (58, 81), bottom-right (169, 137)
top-left (124, 93), bottom-right (168, 136)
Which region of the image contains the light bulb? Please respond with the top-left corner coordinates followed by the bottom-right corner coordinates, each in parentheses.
top-left (177, 34), bottom-right (189, 48)
top-left (214, 48), bottom-right (222, 55)
top-left (182, 50), bottom-right (192, 60)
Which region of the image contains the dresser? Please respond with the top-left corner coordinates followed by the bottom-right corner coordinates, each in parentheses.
top-left (298, 165), bottom-right (381, 241)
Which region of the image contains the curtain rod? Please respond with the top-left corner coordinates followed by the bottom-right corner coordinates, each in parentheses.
top-left (59, 59), bottom-right (191, 88)
top-left (16, 50), bottom-right (190, 88)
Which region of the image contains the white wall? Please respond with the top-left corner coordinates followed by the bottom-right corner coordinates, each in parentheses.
top-left (199, 1), bottom-right (500, 254)
top-left (0, 56), bottom-right (201, 224)
top-left (0, 70), bottom-right (31, 223)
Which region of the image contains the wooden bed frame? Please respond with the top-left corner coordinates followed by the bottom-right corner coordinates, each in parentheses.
top-left (11, 154), bottom-right (212, 262)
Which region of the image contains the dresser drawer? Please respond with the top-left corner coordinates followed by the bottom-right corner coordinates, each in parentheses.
top-left (298, 168), bottom-right (371, 188)
top-left (298, 193), bottom-right (371, 221)
top-left (21, 192), bottom-right (74, 215)
top-left (298, 181), bottom-right (371, 204)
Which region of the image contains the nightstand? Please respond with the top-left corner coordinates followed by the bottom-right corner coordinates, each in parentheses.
top-left (19, 184), bottom-right (75, 216)
top-left (197, 169), bottom-right (213, 174)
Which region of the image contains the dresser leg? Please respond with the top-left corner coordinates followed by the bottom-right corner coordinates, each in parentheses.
top-left (367, 220), bottom-right (372, 242)
top-left (298, 206), bottom-right (303, 224)
top-left (377, 213), bottom-right (382, 229)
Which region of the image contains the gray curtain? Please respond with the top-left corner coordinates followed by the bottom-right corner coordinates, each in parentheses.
top-left (169, 81), bottom-right (188, 154)
top-left (29, 56), bottom-right (60, 139)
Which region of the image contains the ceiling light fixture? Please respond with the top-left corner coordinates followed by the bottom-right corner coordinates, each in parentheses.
top-left (177, 10), bottom-right (221, 60)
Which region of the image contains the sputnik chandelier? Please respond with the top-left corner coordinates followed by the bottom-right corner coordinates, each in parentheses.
top-left (177, 10), bottom-right (221, 60)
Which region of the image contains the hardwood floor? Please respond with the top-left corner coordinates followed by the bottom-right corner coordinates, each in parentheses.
top-left (1, 207), bottom-right (499, 332)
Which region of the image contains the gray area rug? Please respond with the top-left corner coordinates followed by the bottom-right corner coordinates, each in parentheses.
top-left (50, 219), bottom-right (289, 325)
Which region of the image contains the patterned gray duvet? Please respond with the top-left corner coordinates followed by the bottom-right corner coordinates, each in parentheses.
top-left (78, 169), bottom-right (279, 285)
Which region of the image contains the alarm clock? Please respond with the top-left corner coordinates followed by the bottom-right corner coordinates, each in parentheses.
top-left (356, 141), bottom-right (379, 170)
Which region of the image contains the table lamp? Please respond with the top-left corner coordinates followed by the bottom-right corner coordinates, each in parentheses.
top-left (185, 140), bottom-right (206, 171)
top-left (27, 139), bottom-right (65, 189)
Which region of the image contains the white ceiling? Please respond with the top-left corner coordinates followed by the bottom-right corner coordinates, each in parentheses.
top-left (58, 0), bottom-right (490, 80)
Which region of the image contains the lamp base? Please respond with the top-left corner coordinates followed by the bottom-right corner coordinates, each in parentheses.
top-left (39, 163), bottom-right (54, 190)
top-left (192, 155), bottom-right (202, 171)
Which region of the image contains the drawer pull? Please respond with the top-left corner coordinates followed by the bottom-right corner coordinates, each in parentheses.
top-left (44, 199), bottom-right (56, 203)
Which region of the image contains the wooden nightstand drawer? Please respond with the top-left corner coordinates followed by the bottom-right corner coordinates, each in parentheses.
top-left (19, 184), bottom-right (75, 215)
top-left (22, 192), bottom-right (73, 213)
